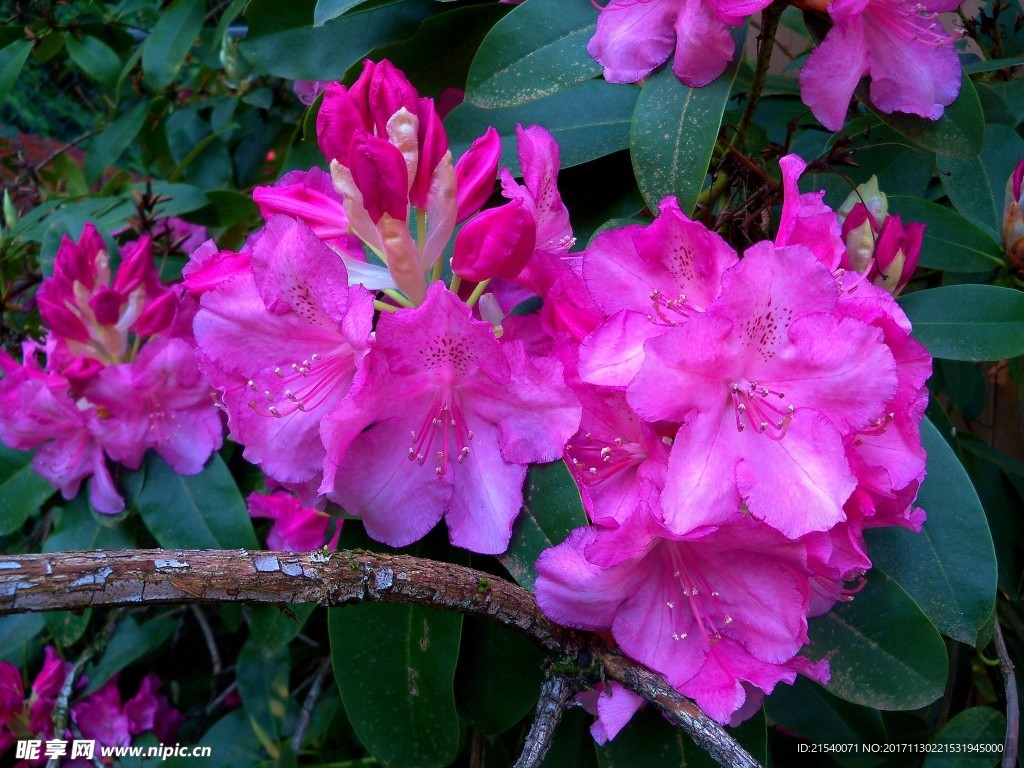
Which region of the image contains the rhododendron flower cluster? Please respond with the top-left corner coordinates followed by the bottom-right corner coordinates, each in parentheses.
top-left (535, 155), bottom-right (930, 732)
top-left (587, 0), bottom-right (962, 130)
top-left (0, 226), bottom-right (222, 513)
top-left (191, 59), bottom-right (581, 555)
top-left (0, 647), bottom-right (182, 762)
top-left (1004, 160), bottom-right (1024, 272)
top-left (248, 490), bottom-right (341, 551)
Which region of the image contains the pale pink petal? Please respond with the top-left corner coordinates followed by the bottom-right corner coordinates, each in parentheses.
top-left (672, 0), bottom-right (737, 87)
top-left (588, 0), bottom-right (681, 84)
top-left (798, 20), bottom-right (870, 131)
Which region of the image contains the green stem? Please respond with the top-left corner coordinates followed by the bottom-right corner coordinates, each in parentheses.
top-left (735, 1), bottom-right (785, 148)
top-left (465, 279), bottom-right (492, 307)
top-left (381, 288), bottom-right (414, 308)
top-left (694, 172), bottom-right (731, 210)
top-left (373, 299), bottom-right (401, 313)
top-left (449, 273), bottom-right (462, 295)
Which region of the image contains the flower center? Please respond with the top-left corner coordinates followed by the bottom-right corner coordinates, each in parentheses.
top-left (247, 351), bottom-right (351, 418)
top-left (408, 386), bottom-right (473, 477)
top-left (645, 290), bottom-right (690, 327)
top-left (865, 0), bottom-right (958, 48)
top-left (729, 380), bottom-right (794, 439)
top-left (566, 431), bottom-right (648, 486)
top-left (664, 544), bottom-right (732, 644)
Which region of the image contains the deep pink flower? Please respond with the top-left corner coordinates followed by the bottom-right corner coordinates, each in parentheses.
top-left (72, 677), bottom-right (132, 748)
top-left (628, 241), bottom-right (898, 539)
top-left (1004, 160), bottom-right (1024, 270)
top-left (776, 155), bottom-right (845, 272)
top-left (320, 282), bottom-right (580, 554)
top-left (194, 216), bottom-right (374, 489)
top-left (248, 490), bottom-right (341, 551)
top-left (576, 682), bottom-right (644, 744)
top-left (588, 0), bottom-right (771, 88)
top-left (798, 0), bottom-right (962, 131)
top-left (123, 674), bottom-right (184, 743)
top-left (536, 506), bottom-right (828, 724)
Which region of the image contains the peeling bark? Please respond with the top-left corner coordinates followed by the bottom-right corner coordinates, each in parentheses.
top-left (0, 549), bottom-right (762, 768)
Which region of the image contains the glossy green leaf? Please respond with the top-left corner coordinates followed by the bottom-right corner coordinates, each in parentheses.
top-left (923, 707), bottom-right (1005, 768)
top-left (84, 100), bottom-right (151, 184)
top-left (866, 73), bottom-right (983, 159)
top-left (329, 526), bottom-right (464, 768)
top-left (446, 79), bottom-right (638, 177)
top-left (937, 124), bottom-right (1024, 235)
top-left (898, 285), bottom-right (1024, 361)
top-left (808, 572), bottom-right (947, 710)
top-left (867, 418), bottom-right (996, 645)
top-left (237, 641), bottom-right (291, 756)
top-left (765, 676), bottom-right (887, 763)
top-left (630, 51), bottom-right (740, 214)
top-left (499, 460), bottom-right (587, 591)
top-left (83, 615), bottom-right (177, 695)
top-left (65, 35), bottom-right (122, 87)
top-left (247, 604), bottom-right (316, 652)
top-left (455, 617), bottom-right (544, 735)
top-left (0, 445), bottom-right (54, 535)
top-left (0, 40), bottom-right (32, 106)
top-left (313, 0), bottom-right (374, 26)
top-left (142, 0), bottom-right (204, 90)
top-left (886, 196), bottom-right (1004, 272)
top-left (166, 710), bottom-right (263, 768)
top-left (964, 55), bottom-right (1024, 73)
top-left (242, 0), bottom-right (435, 81)
top-left (465, 0), bottom-right (600, 108)
top-left (0, 613), bottom-right (45, 663)
top-left (135, 453), bottom-right (257, 549)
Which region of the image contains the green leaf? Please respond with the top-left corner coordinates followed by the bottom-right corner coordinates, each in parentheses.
top-left (313, 0), bottom-right (374, 26)
top-left (963, 55), bottom-right (1024, 74)
top-left (65, 34), bottom-right (122, 87)
top-left (0, 613), bottom-right (45, 663)
top-left (898, 285), bottom-right (1024, 361)
top-left (166, 710), bottom-right (262, 768)
top-left (865, 72), bottom-right (983, 158)
top-left (142, 0), bottom-right (204, 90)
top-left (867, 418), bottom-right (996, 645)
top-left (455, 617), bottom-right (544, 735)
top-left (84, 100), bottom-right (151, 184)
top-left (329, 526), bottom-right (464, 768)
top-left (82, 615), bottom-right (177, 695)
top-left (499, 460), bottom-right (587, 591)
top-left (247, 604), bottom-right (316, 652)
top-left (465, 0), bottom-right (600, 108)
top-left (237, 641), bottom-right (292, 757)
top-left (242, 0), bottom-right (435, 81)
top-left (630, 42), bottom-right (742, 214)
top-left (0, 40), bottom-right (32, 106)
top-left (923, 707), bottom-right (1005, 768)
top-left (765, 676), bottom-right (887, 763)
top-left (0, 445), bottom-right (54, 535)
top-left (886, 196), bottom-right (1004, 272)
top-left (937, 123), bottom-right (1024, 235)
top-left (597, 706), bottom-right (715, 768)
top-left (135, 453), bottom-right (257, 549)
top-left (446, 79), bottom-right (638, 177)
top-left (808, 572), bottom-right (947, 710)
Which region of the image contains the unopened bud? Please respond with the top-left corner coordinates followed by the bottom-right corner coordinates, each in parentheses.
top-left (452, 200), bottom-right (536, 282)
top-left (1003, 160), bottom-right (1024, 275)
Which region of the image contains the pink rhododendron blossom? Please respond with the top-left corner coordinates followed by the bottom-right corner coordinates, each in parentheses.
top-left (798, 0), bottom-right (962, 131)
top-left (576, 682), bottom-right (644, 744)
top-left (588, 0), bottom-right (770, 88)
top-left (320, 283), bottom-right (579, 553)
top-left (1004, 160), bottom-right (1024, 271)
top-left (0, 225), bottom-right (222, 513)
top-left (71, 674), bottom-right (183, 748)
top-left (248, 490), bottom-right (341, 551)
top-left (536, 506), bottom-right (828, 724)
top-left (628, 240), bottom-right (898, 539)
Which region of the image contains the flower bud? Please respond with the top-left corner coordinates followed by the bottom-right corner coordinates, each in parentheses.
top-left (1003, 160), bottom-right (1024, 274)
top-left (349, 133), bottom-right (410, 224)
top-left (54, 223), bottom-right (107, 290)
top-left (112, 236), bottom-right (156, 294)
top-left (88, 286), bottom-right (124, 326)
top-left (410, 97), bottom-right (449, 210)
top-left (452, 200), bottom-right (536, 282)
top-left (37, 295), bottom-right (89, 342)
top-left (133, 290), bottom-right (178, 338)
top-left (317, 83), bottom-right (366, 165)
top-left (356, 59), bottom-right (420, 138)
top-left (873, 215), bottom-right (923, 295)
top-left (454, 127), bottom-right (501, 224)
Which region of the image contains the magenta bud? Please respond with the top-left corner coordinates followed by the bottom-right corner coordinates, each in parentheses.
top-left (55, 224), bottom-right (105, 290)
top-left (112, 236), bottom-right (155, 294)
top-left (1012, 159), bottom-right (1024, 204)
top-left (452, 200), bottom-right (537, 282)
top-left (410, 97), bottom-right (449, 210)
top-left (88, 287), bottom-right (124, 326)
top-left (38, 296), bottom-right (89, 342)
top-left (454, 127), bottom-right (501, 224)
top-left (349, 133), bottom-right (410, 223)
top-left (360, 59), bottom-right (420, 137)
top-left (253, 183), bottom-right (349, 240)
top-left (840, 203), bottom-right (876, 240)
top-left (317, 82), bottom-right (365, 165)
top-left (1005, 160), bottom-right (1024, 274)
top-left (873, 215), bottom-right (922, 295)
top-left (62, 355), bottom-right (104, 387)
top-left (133, 290), bottom-right (177, 337)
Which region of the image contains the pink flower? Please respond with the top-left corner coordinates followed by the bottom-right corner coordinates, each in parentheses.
top-left (536, 506), bottom-right (828, 724)
top-left (320, 282), bottom-right (580, 554)
top-left (1004, 160), bottom-right (1024, 272)
top-left (588, 0), bottom-right (771, 88)
top-left (776, 155), bottom-right (845, 271)
top-left (628, 241), bottom-right (898, 539)
top-left (248, 490), bottom-right (341, 551)
top-left (798, 0), bottom-right (962, 131)
top-left (71, 673), bottom-right (183, 748)
top-left (576, 682), bottom-right (644, 744)
top-left (194, 216), bottom-right (374, 489)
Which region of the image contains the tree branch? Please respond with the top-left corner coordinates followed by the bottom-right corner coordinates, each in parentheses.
top-left (0, 549), bottom-right (761, 768)
top-left (514, 671), bottom-right (575, 768)
top-left (993, 618), bottom-right (1019, 768)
